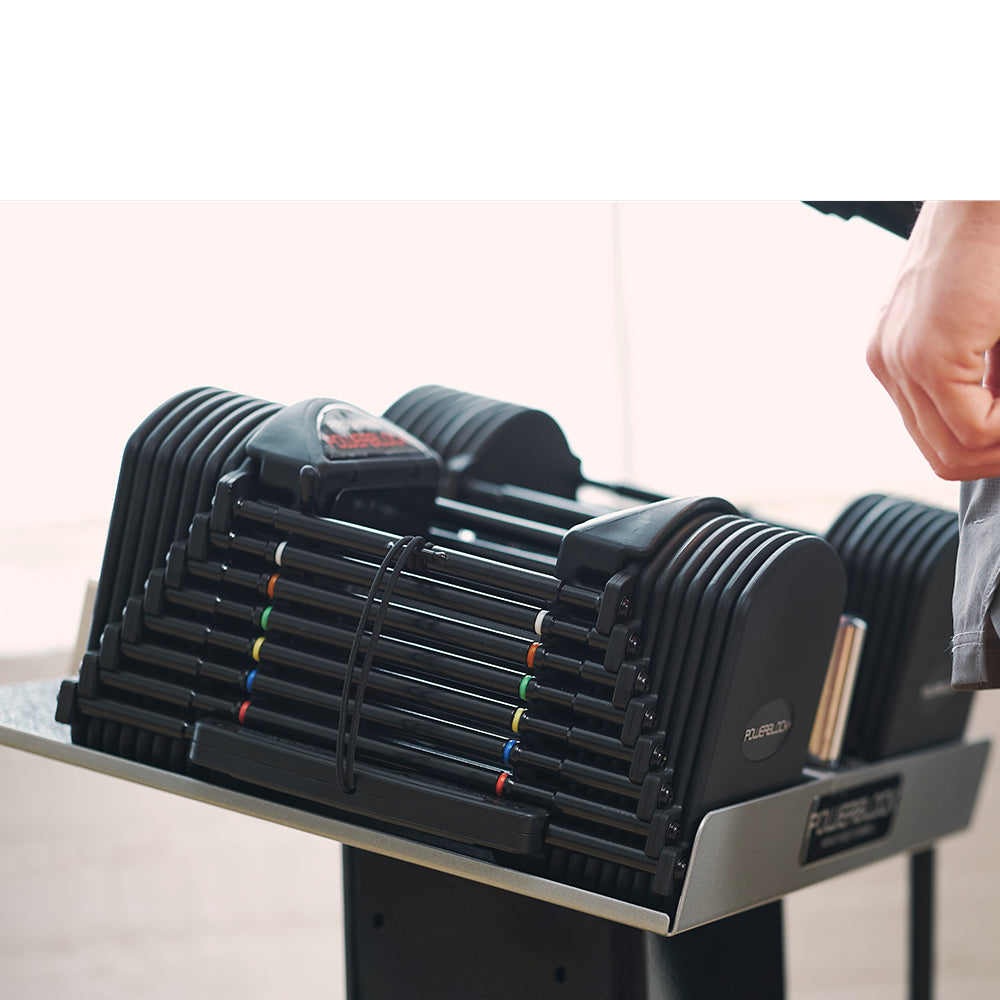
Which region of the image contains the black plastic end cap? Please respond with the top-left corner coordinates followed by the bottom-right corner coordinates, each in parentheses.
top-left (652, 846), bottom-right (683, 898)
top-left (98, 623), bottom-right (122, 671)
top-left (164, 542), bottom-right (187, 588)
top-left (637, 772), bottom-right (668, 822)
top-left (557, 496), bottom-right (738, 587)
top-left (628, 735), bottom-right (659, 783)
top-left (188, 514), bottom-right (212, 562)
top-left (121, 596), bottom-right (144, 644)
top-left (78, 651), bottom-right (101, 698)
top-left (144, 569), bottom-right (166, 616)
top-left (55, 679), bottom-right (79, 725)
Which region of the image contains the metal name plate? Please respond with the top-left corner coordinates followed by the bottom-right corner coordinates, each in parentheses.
top-left (801, 775), bottom-right (902, 864)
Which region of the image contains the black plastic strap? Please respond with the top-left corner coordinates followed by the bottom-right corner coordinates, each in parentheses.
top-left (336, 534), bottom-right (425, 792)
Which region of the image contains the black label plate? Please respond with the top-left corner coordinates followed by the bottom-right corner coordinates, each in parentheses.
top-left (800, 775), bottom-right (902, 864)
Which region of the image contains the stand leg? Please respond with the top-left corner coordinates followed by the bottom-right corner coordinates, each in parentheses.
top-left (644, 899), bottom-right (784, 999)
top-left (342, 847), bottom-right (784, 1000)
top-left (910, 848), bottom-right (934, 1000)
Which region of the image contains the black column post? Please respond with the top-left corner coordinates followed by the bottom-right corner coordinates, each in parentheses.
top-left (342, 846), bottom-right (784, 1000)
top-left (909, 848), bottom-right (935, 1000)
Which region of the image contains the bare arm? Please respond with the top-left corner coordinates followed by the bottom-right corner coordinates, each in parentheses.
top-left (867, 200), bottom-right (1000, 480)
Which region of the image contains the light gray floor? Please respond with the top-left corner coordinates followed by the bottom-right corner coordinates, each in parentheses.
top-left (2, 649), bottom-right (998, 999)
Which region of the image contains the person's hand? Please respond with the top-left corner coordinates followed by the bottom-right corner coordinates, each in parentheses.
top-left (867, 200), bottom-right (1000, 480)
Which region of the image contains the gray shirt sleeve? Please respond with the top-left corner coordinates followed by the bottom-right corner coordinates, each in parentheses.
top-left (952, 477), bottom-right (1000, 689)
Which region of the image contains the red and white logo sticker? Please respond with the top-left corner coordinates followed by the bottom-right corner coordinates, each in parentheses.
top-left (317, 404), bottom-right (422, 460)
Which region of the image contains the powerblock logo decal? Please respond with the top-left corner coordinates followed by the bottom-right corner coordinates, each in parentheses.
top-left (317, 405), bottom-right (421, 460)
top-left (742, 698), bottom-right (793, 761)
top-left (801, 775), bottom-right (902, 864)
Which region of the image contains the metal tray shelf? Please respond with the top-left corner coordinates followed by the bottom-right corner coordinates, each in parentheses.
top-left (0, 678), bottom-right (988, 937)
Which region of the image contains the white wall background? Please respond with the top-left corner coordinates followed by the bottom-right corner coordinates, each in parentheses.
top-left (0, 201), bottom-right (955, 657)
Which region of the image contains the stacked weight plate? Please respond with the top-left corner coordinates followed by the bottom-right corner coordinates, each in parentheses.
top-left (83, 387), bottom-right (283, 656)
top-left (824, 494), bottom-right (972, 760)
top-left (383, 384), bottom-right (585, 501)
top-left (59, 385), bottom-right (846, 915)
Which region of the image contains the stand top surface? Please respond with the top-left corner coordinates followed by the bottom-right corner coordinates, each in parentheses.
top-left (0, 678), bottom-right (988, 936)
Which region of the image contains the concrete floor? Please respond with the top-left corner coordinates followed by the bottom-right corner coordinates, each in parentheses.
top-left (2, 646), bottom-right (998, 999)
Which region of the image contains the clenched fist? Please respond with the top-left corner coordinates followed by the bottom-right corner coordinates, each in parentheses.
top-left (867, 200), bottom-right (1000, 480)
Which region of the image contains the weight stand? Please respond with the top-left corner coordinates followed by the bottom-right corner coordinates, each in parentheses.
top-left (343, 847), bottom-right (785, 1000)
top-left (344, 845), bottom-right (940, 999)
top-left (0, 681), bottom-right (986, 1000)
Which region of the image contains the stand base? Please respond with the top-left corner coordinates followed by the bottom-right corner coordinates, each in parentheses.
top-left (343, 848), bottom-right (784, 1000)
